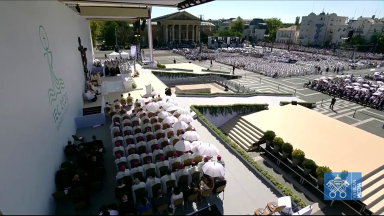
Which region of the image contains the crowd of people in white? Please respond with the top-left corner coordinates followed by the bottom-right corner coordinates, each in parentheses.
top-left (105, 93), bottom-right (227, 214)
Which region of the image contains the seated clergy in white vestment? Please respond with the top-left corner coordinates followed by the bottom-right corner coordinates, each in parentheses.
top-left (127, 150), bottom-right (141, 168)
top-left (113, 136), bottom-right (124, 146)
top-left (84, 89), bottom-right (97, 102)
top-left (114, 153), bottom-right (127, 171)
top-left (142, 157), bottom-right (157, 178)
top-left (113, 143), bottom-right (125, 157)
top-left (152, 145), bottom-right (164, 162)
top-left (145, 176), bottom-right (161, 198)
top-left (169, 152), bottom-right (182, 171)
top-left (112, 114), bottom-right (122, 122)
top-left (156, 156), bottom-right (169, 176)
top-left (110, 122), bottom-right (120, 130)
top-left (125, 144), bottom-right (136, 155)
top-left (140, 150), bottom-right (153, 163)
top-left (116, 165), bottom-right (131, 180)
top-left (216, 155), bottom-right (225, 168)
top-left (180, 151), bottom-right (193, 164)
top-left (163, 144), bottom-right (176, 158)
top-left (160, 169), bottom-right (178, 194)
top-left (131, 162), bottom-right (144, 179)
top-left (192, 152), bottom-right (204, 162)
top-left (197, 157), bottom-right (210, 178)
top-left (175, 164), bottom-right (191, 185)
top-left (131, 178), bottom-right (146, 204)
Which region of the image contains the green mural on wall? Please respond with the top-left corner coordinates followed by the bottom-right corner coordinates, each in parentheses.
top-left (39, 25), bottom-right (69, 130)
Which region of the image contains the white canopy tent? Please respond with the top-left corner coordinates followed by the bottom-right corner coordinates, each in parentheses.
top-left (108, 51), bottom-right (120, 59)
top-left (120, 51), bottom-right (129, 59)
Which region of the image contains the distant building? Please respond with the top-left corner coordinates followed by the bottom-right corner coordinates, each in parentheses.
top-left (243, 18), bottom-right (268, 42)
top-left (275, 25), bottom-right (300, 44)
top-left (298, 12), bottom-right (347, 46)
top-left (218, 17), bottom-right (252, 30)
top-left (137, 11), bottom-right (214, 46)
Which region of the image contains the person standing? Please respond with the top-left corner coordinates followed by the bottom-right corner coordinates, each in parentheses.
top-left (173, 59), bottom-right (176, 64)
top-left (232, 65), bottom-right (235, 75)
top-left (330, 97), bottom-right (336, 110)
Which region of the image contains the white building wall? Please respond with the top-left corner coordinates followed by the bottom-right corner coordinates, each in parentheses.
top-left (0, 1), bottom-right (92, 214)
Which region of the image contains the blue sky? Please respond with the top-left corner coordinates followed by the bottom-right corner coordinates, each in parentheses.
top-left (152, 1), bottom-right (383, 23)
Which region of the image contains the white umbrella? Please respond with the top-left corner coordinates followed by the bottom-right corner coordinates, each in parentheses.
top-left (197, 143), bottom-right (219, 157)
top-left (373, 92), bottom-right (382, 96)
top-left (176, 108), bottom-right (190, 115)
top-left (162, 103), bottom-right (175, 110)
top-left (151, 91), bottom-right (161, 96)
top-left (158, 111), bottom-right (170, 119)
top-left (182, 131), bottom-right (200, 141)
top-left (166, 106), bottom-right (178, 112)
top-left (174, 140), bottom-right (192, 152)
top-left (202, 162), bottom-right (225, 177)
top-left (162, 116), bottom-right (178, 124)
top-left (178, 114), bottom-right (194, 123)
top-left (173, 120), bottom-right (189, 131)
top-left (352, 83), bottom-right (361, 86)
top-left (191, 141), bottom-right (205, 152)
top-left (378, 88), bottom-right (384, 92)
top-left (138, 98), bottom-right (150, 104)
top-left (146, 102), bottom-right (160, 112)
top-left (157, 101), bottom-right (166, 107)
top-left (362, 84), bottom-right (370, 88)
top-left (346, 86), bottom-right (353, 89)
top-left (167, 99), bottom-right (179, 106)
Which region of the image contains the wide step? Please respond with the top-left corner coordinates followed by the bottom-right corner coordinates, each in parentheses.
top-left (83, 106), bottom-right (102, 116)
top-left (220, 115), bottom-right (265, 151)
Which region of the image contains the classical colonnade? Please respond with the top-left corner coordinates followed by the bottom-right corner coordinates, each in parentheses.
top-left (164, 24), bottom-right (200, 43)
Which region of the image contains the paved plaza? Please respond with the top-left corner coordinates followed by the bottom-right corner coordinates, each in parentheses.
top-left (149, 51), bottom-right (384, 138)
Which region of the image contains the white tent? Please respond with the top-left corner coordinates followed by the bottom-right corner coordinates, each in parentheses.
top-left (108, 51), bottom-right (120, 59)
top-left (120, 51), bottom-right (129, 59)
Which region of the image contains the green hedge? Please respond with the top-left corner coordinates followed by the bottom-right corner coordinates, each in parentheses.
top-left (152, 71), bottom-right (241, 79)
top-left (190, 105), bottom-right (307, 208)
top-left (193, 104), bottom-right (268, 117)
top-left (280, 101), bottom-right (316, 109)
top-left (177, 92), bottom-right (292, 96)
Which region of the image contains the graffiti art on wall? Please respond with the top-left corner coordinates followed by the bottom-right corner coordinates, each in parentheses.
top-left (39, 25), bottom-right (69, 130)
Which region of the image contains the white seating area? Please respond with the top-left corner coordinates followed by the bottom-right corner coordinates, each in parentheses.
top-left (108, 95), bottom-right (226, 206)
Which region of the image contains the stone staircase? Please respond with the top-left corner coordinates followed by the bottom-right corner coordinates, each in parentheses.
top-left (220, 115), bottom-right (264, 151)
top-left (362, 165), bottom-right (384, 215)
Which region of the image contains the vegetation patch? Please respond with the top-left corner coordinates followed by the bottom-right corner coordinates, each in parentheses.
top-left (191, 104), bottom-right (307, 208)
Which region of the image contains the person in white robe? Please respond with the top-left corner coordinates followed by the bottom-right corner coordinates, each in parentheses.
top-left (175, 164), bottom-right (191, 185)
top-left (197, 157), bottom-right (210, 178)
top-left (140, 149), bottom-right (153, 163)
top-left (112, 136), bottom-right (124, 146)
top-left (131, 162), bottom-right (144, 180)
top-left (116, 165), bottom-right (131, 180)
top-left (163, 144), bottom-right (175, 157)
top-left (145, 176), bottom-right (161, 198)
top-left (216, 155), bottom-right (225, 167)
top-left (127, 151), bottom-right (141, 169)
top-left (152, 145), bottom-right (164, 162)
top-left (160, 170), bottom-right (177, 194)
top-left (180, 151), bottom-right (193, 164)
top-left (156, 156), bottom-right (169, 176)
top-left (131, 178), bottom-right (146, 204)
top-left (113, 142), bottom-right (125, 157)
top-left (169, 152), bottom-right (182, 171)
top-left (114, 153), bottom-right (127, 171)
top-left (142, 157), bottom-right (157, 179)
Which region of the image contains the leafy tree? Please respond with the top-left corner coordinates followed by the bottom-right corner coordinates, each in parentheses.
top-left (218, 27), bottom-right (233, 37)
top-left (116, 21), bottom-right (133, 48)
top-left (231, 18), bottom-right (244, 37)
top-left (295, 16), bottom-right (300, 25)
top-left (264, 18), bottom-right (283, 42)
top-left (103, 21), bottom-right (119, 46)
top-left (90, 21), bottom-right (103, 47)
top-left (371, 33), bottom-right (384, 53)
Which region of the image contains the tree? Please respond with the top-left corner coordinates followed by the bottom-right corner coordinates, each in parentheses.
top-left (90, 21), bottom-right (103, 47)
top-left (264, 18), bottom-right (283, 42)
top-left (231, 18), bottom-right (244, 37)
top-left (295, 16), bottom-right (300, 25)
top-left (371, 33), bottom-right (384, 53)
top-left (116, 21), bottom-right (133, 48)
top-left (103, 21), bottom-right (119, 46)
top-left (218, 27), bottom-right (233, 37)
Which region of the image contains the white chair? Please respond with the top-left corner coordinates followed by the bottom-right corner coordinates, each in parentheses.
top-left (292, 205), bottom-right (313, 215)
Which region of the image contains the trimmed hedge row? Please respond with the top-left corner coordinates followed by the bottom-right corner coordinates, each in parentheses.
top-left (192, 104), bottom-right (268, 117)
top-left (177, 92), bottom-right (292, 97)
top-left (152, 71), bottom-right (242, 79)
top-left (280, 101), bottom-right (316, 109)
top-left (190, 104), bottom-right (307, 208)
